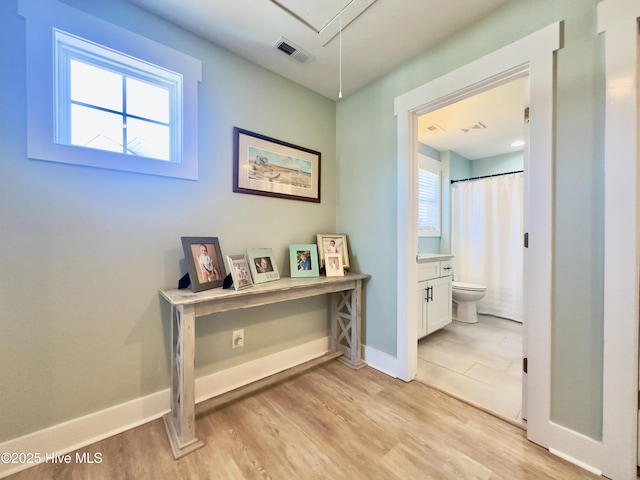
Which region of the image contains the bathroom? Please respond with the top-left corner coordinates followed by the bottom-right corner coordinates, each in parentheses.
top-left (414, 77), bottom-right (527, 425)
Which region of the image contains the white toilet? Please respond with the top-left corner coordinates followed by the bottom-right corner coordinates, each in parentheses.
top-left (452, 281), bottom-right (487, 324)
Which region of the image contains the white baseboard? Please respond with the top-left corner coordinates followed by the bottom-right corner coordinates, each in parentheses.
top-left (0, 337), bottom-right (330, 479)
top-left (195, 337), bottom-right (330, 403)
top-left (363, 344), bottom-right (398, 378)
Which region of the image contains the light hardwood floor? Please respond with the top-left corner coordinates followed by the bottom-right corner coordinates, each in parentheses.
top-left (7, 360), bottom-right (599, 479)
top-left (417, 314), bottom-right (524, 426)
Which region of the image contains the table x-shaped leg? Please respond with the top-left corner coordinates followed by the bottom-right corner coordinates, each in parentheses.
top-left (163, 304), bottom-right (204, 458)
top-left (331, 279), bottom-right (366, 369)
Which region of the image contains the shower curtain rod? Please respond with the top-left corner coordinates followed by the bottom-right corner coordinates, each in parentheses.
top-left (450, 170), bottom-right (523, 184)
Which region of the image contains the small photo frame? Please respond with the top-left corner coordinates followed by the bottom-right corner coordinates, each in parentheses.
top-left (181, 237), bottom-right (226, 292)
top-left (226, 255), bottom-right (253, 291)
top-left (317, 234), bottom-right (350, 270)
top-left (325, 253), bottom-right (344, 277)
top-left (289, 244), bottom-right (319, 278)
top-left (247, 248), bottom-right (280, 284)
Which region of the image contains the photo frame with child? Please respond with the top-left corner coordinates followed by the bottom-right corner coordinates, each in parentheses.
top-left (246, 247), bottom-right (280, 284)
top-left (226, 255), bottom-right (253, 291)
top-left (181, 237), bottom-right (226, 292)
top-left (316, 234), bottom-right (350, 270)
top-left (324, 253), bottom-right (344, 277)
top-left (289, 244), bottom-right (319, 278)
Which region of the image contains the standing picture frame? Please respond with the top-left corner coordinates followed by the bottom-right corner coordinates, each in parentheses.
top-left (325, 253), bottom-right (344, 277)
top-left (316, 234), bottom-right (350, 269)
top-left (246, 248), bottom-right (280, 284)
top-left (181, 237), bottom-right (226, 292)
top-left (233, 127), bottom-right (321, 203)
top-left (289, 244), bottom-right (319, 278)
top-left (226, 255), bottom-right (253, 291)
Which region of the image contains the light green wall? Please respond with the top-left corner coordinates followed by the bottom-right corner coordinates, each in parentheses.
top-left (448, 151), bottom-right (472, 182)
top-left (0, 0), bottom-right (607, 445)
top-left (418, 234), bottom-right (440, 253)
top-left (418, 142), bottom-right (440, 160)
top-left (0, 0), bottom-right (337, 442)
top-left (471, 151), bottom-right (524, 177)
top-left (337, 0), bottom-right (604, 439)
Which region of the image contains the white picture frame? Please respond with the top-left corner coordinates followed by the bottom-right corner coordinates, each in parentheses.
top-left (324, 253), bottom-right (344, 277)
top-left (226, 255), bottom-right (253, 291)
top-left (246, 248), bottom-right (280, 284)
top-left (317, 234), bottom-right (350, 269)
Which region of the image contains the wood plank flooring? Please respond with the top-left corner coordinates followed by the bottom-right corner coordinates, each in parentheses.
top-left (417, 314), bottom-right (524, 426)
top-left (7, 360), bottom-right (600, 479)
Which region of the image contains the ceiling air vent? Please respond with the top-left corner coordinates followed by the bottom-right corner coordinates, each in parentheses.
top-left (273, 37), bottom-right (315, 64)
top-left (461, 122), bottom-right (487, 133)
top-left (424, 124), bottom-right (445, 134)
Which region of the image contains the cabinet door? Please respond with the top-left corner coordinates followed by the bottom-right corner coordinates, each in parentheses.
top-left (417, 281), bottom-right (428, 339)
top-left (426, 276), bottom-right (452, 334)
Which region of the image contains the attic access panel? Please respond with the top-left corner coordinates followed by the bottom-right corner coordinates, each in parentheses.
top-left (272, 0), bottom-right (351, 32)
top-left (271, 0), bottom-right (377, 44)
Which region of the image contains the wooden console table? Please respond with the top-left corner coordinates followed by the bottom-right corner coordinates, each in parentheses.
top-left (159, 273), bottom-right (370, 459)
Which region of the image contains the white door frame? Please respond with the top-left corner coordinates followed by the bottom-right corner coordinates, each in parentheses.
top-left (598, 1), bottom-right (640, 479)
top-left (394, 20), bottom-right (560, 452)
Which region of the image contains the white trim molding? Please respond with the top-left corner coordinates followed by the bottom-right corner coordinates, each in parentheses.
top-left (363, 344), bottom-right (398, 378)
top-left (18, 0), bottom-right (202, 180)
top-left (395, 20), bottom-right (560, 457)
top-left (0, 337), bottom-right (330, 479)
top-left (598, 1), bottom-right (640, 479)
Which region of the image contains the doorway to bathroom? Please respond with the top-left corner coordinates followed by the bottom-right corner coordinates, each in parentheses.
top-left (394, 22), bottom-right (559, 451)
top-left (414, 77), bottom-right (527, 426)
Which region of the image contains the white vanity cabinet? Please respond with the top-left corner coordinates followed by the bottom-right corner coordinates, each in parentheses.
top-left (417, 258), bottom-right (453, 339)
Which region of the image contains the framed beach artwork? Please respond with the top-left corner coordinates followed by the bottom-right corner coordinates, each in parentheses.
top-left (316, 234), bottom-right (350, 269)
top-left (289, 244), bottom-right (319, 278)
top-left (181, 237), bottom-right (226, 292)
top-left (233, 127), bottom-right (321, 203)
top-left (246, 247), bottom-right (280, 284)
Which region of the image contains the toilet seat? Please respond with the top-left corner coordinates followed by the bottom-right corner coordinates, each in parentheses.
top-left (452, 281), bottom-right (486, 291)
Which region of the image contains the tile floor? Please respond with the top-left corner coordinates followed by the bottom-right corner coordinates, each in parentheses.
top-left (416, 314), bottom-right (525, 427)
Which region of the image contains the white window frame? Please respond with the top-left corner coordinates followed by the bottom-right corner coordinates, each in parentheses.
top-left (53, 29), bottom-right (181, 163)
top-left (19, 0), bottom-right (202, 180)
top-left (418, 154), bottom-right (441, 237)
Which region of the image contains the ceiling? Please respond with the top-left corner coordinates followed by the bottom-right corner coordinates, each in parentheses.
top-left (418, 76), bottom-right (528, 159)
top-left (126, 0), bottom-right (522, 159)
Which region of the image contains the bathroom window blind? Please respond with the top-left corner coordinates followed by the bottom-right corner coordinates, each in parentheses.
top-left (418, 154), bottom-right (441, 237)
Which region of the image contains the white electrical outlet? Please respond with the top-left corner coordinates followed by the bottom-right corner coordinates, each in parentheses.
top-left (232, 329), bottom-right (244, 348)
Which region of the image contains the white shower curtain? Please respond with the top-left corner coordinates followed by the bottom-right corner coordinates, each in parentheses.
top-left (451, 173), bottom-right (523, 322)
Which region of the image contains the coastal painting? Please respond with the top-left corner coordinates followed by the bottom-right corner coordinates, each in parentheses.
top-left (233, 127), bottom-right (321, 202)
top-left (247, 146), bottom-right (312, 190)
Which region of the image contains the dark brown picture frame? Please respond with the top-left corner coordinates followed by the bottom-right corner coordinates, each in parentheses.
top-left (181, 237), bottom-right (226, 292)
top-left (233, 127), bottom-right (321, 203)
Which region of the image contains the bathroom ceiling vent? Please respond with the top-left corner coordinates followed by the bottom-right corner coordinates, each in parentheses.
top-left (273, 37), bottom-right (315, 64)
top-left (461, 122), bottom-right (487, 133)
top-left (424, 124), bottom-right (445, 134)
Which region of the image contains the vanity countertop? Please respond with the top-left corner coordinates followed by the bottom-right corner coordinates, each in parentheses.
top-left (416, 253), bottom-right (453, 263)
